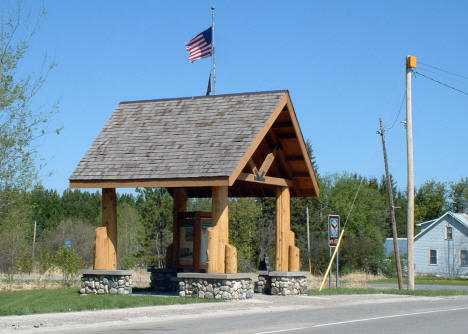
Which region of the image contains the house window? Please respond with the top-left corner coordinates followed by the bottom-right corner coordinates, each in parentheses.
top-left (446, 226), bottom-right (453, 240)
top-left (430, 249), bottom-right (437, 265)
top-left (461, 250), bottom-right (468, 266)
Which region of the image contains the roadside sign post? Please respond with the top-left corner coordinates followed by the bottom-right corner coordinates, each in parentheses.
top-left (328, 215), bottom-right (340, 288)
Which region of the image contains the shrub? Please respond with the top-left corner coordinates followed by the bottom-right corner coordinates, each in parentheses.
top-left (53, 246), bottom-right (86, 286)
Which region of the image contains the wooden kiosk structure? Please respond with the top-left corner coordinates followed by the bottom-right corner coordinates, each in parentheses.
top-left (70, 90), bottom-right (319, 297)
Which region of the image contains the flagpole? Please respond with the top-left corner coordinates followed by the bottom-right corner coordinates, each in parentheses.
top-left (211, 6), bottom-right (216, 95)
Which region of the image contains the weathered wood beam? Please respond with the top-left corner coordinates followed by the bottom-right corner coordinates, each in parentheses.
top-left (238, 172), bottom-right (294, 188)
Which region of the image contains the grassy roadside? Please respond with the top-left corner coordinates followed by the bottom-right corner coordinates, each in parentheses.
top-left (308, 288), bottom-right (467, 296)
top-left (372, 276), bottom-right (468, 286)
top-left (0, 289), bottom-right (220, 316)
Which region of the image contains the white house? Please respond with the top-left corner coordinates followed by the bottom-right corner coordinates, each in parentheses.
top-left (384, 238), bottom-right (408, 257)
top-left (414, 211), bottom-right (468, 277)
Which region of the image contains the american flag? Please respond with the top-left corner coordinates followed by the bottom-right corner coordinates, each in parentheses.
top-left (186, 27), bottom-right (212, 62)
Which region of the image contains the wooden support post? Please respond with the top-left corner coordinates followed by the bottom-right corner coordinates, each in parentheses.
top-left (193, 218), bottom-right (202, 272)
top-left (207, 226), bottom-right (219, 273)
top-left (288, 245), bottom-right (300, 272)
top-left (171, 188), bottom-right (187, 268)
top-left (225, 244), bottom-right (238, 274)
top-left (94, 188), bottom-right (117, 270)
top-left (94, 227), bottom-right (108, 269)
top-left (209, 186), bottom-right (228, 273)
top-left (208, 186), bottom-right (237, 273)
top-left (275, 187), bottom-right (291, 271)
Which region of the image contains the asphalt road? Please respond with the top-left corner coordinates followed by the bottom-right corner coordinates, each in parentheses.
top-left (3, 294), bottom-right (468, 334)
top-left (369, 282), bottom-right (468, 291)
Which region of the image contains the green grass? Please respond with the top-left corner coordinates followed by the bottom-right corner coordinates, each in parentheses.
top-left (308, 288), bottom-right (467, 296)
top-left (0, 289), bottom-right (220, 316)
top-left (372, 276), bottom-right (468, 285)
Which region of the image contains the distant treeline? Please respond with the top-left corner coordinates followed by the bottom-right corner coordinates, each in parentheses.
top-left (0, 175), bottom-right (466, 276)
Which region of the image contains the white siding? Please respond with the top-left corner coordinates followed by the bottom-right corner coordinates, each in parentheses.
top-left (415, 215), bottom-right (468, 277)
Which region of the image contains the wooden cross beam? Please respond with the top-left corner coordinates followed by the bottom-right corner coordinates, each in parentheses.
top-left (238, 173), bottom-right (294, 188)
top-left (247, 144), bottom-right (280, 182)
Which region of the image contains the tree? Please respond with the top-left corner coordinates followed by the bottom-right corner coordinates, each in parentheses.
top-left (229, 198), bottom-right (261, 271)
top-left (414, 180), bottom-right (448, 223)
top-left (0, 2), bottom-right (58, 208)
top-left (45, 218), bottom-right (94, 265)
top-left (449, 177), bottom-right (468, 213)
top-left (61, 189), bottom-right (101, 225)
top-left (118, 202), bottom-right (144, 269)
top-left (136, 188), bottom-right (173, 267)
top-left (30, 185), bottom-right (64, 237)
top-left (0, 2), bottom-right (58, 274)
top-left (54, 246), bottom-right (86, 286)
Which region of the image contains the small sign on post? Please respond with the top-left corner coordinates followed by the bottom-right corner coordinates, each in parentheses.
top-left (328, 214), bottom-right (340, 288)
top-left (65, 241), bottom-right (72, 252)
top-left (328, 215), bottom-right (340, 247)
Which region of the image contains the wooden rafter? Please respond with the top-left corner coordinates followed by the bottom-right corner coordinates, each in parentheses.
top-left (266, 130), bottom-right (301, 196)
top-left (285, 155), bottom-right (304, 162)
top-left (284, 97), bottom-right (320, 196)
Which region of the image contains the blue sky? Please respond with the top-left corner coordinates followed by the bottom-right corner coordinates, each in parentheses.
top-left (17, 1), bottom-right (468, 194)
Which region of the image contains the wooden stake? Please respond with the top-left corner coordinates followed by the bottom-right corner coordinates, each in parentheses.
top-left (379, 118), bottom-right (404, 290)
top-left (406, 55), bottom-right (416, 290)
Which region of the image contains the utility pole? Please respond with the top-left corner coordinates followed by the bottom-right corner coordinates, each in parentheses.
top-left (406, 55), bottom-right (417, 290)
top-left (32, 220), bottom-right (37, 260)
top-left (378, 118), bottom-right (404, 289)
top-left (306, 207), bottom-right (311, 273)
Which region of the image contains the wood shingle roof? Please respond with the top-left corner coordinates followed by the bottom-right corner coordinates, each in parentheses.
top-left (70, 90), bottom-right (319, 197)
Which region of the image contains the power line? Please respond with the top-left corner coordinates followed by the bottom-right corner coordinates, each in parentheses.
top-left (419, 61), bottom-right (468, 81)
top-left (414, 70), bottom-right (468, 97)
top-left (416, 66), bottom-right (468, 86)
top-left (386, 89), bottom-right (406, 131)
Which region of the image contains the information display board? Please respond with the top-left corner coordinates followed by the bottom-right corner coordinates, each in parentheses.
top-left (328, 215), bottom-right (340, 247)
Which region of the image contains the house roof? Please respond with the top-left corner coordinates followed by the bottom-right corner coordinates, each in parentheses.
top-left (69, 90), bottom-right (319, 197)
top-left (415, 212), bottom-right (468, 240)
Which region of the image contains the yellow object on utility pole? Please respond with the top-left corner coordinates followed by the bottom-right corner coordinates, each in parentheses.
top-left (319, 227), bottom-right (346, 291)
